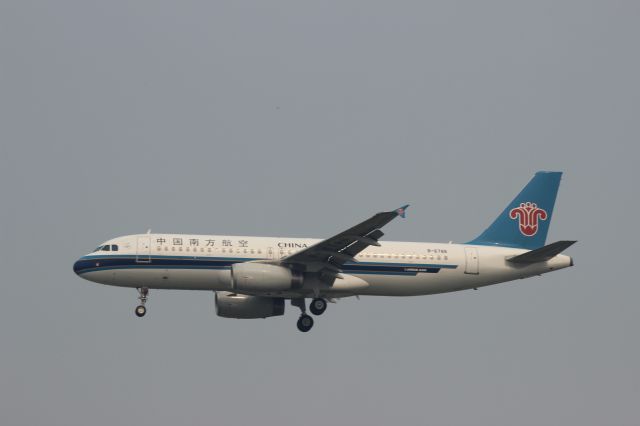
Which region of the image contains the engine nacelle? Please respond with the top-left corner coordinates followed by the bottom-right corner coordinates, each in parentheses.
top-left (215, 291), bottom-right (285, 319)
top-left (231, 263), bottom-right (303, 292)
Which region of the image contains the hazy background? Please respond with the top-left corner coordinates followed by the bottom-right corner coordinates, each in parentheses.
top-left (1, 1), bottom-right (638, 425)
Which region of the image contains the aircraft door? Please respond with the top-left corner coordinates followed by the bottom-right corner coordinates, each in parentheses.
top-left (464, 247), bottom-right (479, 275)
top-left (136, 236), bottom-right (151, 263)
top-left (267, 247), bottom-right (274, 260)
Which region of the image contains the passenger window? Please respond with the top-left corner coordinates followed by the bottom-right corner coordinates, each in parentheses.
top-left (186, 247), bottom-right (190, 252)
top-left (164, 247), bottom-right (168, 251)
top-left (179, 247), bottom-right (183, 251)
top-left (207, 248), bottom-right (211, 252)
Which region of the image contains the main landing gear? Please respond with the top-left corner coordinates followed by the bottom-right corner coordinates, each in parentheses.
top-left (292, 298), bottom-right (328, 332)
top-left (310, 298), bottom-right (327, 315)
top-left (297, 314), bottom-right (314, 332)
top-left (135, 287), bottom-right (149, 317)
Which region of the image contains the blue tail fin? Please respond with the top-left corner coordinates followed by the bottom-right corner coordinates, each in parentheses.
top-left (467, 171), bottom-right (562, 250)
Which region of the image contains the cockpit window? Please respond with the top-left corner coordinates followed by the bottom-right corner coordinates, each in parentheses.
top-left (93, 244), bottom-right (118, 252)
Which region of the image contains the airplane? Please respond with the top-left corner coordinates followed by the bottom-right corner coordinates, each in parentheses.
top-left (73, 171), bottom-right (575, 332)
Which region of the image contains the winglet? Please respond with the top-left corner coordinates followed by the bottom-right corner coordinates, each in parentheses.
top-left (396, 204), bottom-right (410, 218)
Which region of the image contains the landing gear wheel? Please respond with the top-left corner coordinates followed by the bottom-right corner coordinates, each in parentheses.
top-left (297, 314), bottom-right (314, 332)
top-left (135, 288), bottom-right (149, 318)
top-left (310, 298), bottom-right (327, 316)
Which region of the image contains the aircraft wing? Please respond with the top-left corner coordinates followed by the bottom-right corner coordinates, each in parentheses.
top-left (280, 205), bottom-right (409, 276)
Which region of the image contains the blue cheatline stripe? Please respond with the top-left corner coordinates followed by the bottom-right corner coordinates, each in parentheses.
top-left (74, 254), bottom-right (458, 276)
top-left (81, 254), bottom-right (257, 261)
top-left (343, 261), bottom-right (457, 270)
top-left (79, 254), bottom-right (460, 269)
top-left (78, 265), bottom-right (231, 273)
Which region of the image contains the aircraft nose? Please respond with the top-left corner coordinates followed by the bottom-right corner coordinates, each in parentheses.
top-left (73, 257), bottom-right (85, 275)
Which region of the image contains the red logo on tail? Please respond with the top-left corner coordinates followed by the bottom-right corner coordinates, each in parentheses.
top-left (509, 202), bottom-right (547, 236)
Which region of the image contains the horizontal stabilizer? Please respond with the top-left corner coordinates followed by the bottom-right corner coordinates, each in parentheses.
top-left (507, 240), bottom-right (577, 264)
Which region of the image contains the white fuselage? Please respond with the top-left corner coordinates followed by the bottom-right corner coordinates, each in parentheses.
top-left (73, 234), bottom-right (573, 297)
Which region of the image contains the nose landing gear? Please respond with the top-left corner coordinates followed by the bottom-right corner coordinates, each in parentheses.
top-left (135, 305), bottom-right (146, 317)
top-left (135, 287), bottom-right (149, 317)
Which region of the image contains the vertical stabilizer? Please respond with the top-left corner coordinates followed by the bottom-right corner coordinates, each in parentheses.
top-left (467, 172), bottom-right (562, 250)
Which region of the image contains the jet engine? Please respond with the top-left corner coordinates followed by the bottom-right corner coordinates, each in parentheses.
top-left (215, 291), bottom-right (285, 319)
top-left (230, 263), bottom-right (303, 292)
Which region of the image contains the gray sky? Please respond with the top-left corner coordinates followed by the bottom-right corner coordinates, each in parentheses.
top-left (1, 1), bottom-right (638, 425)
